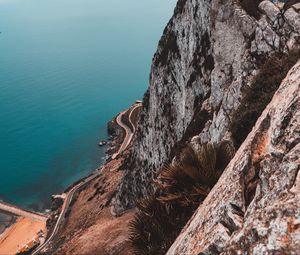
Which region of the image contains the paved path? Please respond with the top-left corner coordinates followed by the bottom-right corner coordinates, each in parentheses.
top-left (32, 102), bottom-right (142, 255)
top-left (0, 201), bottom-right (47, 222)
top-left (32, 171), bottom-right (102, 255)
top-left (112, 102), bottom-right (142, 159)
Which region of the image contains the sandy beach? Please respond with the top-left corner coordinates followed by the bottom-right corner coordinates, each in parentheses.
top-left (0, 217), bottom-right (46, 255)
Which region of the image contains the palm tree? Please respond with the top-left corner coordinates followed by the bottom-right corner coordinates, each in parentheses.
top-left (129, 141), bottom-right (235, 255)
top-left (157, 142), bottom-right (235, 205)
top-left (129, 196), bottom-right (193, 255)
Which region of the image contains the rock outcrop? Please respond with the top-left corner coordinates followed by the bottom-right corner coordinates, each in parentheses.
top-left (167, 59), bottom-right (300, 255)
top-left (50, 1), bottom-right (300, 254)
top-left (114, 0), bottom-right (300, 215)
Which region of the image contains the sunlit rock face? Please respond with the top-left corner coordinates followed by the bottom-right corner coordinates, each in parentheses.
top-left (114, 0), bottom-right (300, 216)
top-left (167, 60), bottom-right (300, 255)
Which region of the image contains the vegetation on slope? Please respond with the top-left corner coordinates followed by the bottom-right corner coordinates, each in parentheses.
top-left (231, 49), bottom-right (300, 148)
top-left (129, 142), bottom-right (235, 255)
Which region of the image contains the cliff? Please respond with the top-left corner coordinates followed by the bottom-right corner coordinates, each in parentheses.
top-left (47, 0), bottom-right (300, 254)
top-left (168, 59), bottom-right (300, 255)
top-left (114, 0), bottom-right (300, 215)
top-left (112, 0), bottom-right (300, 253)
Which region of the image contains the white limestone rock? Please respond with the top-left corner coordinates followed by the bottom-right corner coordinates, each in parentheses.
top-left (167, 60), bottom-right (300, 255)
top-left (114, 0), bottom-right (300, 215)
top-left (259, 0), bottom-right (281, 22)
top-left (284, 7), bottom-right (300, 33)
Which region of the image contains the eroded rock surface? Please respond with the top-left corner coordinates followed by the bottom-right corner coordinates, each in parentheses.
top-left (114, 0), bottom-right (300, 215)
top-left (167, 60), bottom-right (300, 255)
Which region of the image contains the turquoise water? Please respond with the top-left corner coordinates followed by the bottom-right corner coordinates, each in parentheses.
top-left (0, 0), bottom-right (175, 211)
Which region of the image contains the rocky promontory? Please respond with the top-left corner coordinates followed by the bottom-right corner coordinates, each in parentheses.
top-left (47, 0), bottom-right (300, 254)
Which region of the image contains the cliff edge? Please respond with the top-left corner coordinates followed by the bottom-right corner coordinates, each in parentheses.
top-left (114, 0), bottom-right (300, 216)
top-left (168, 59), bottom-right (300, 255)
top-left (47, 0), bottom-right (300, 254)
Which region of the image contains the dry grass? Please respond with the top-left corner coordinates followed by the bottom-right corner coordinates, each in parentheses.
top-left (231, 49), bottom-right (300, 148)
top-left (129, 142), bottom-right (235, 255)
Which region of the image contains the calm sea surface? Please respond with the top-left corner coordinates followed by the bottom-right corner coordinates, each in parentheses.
top-left (0, 0), bottom-right (176, 211)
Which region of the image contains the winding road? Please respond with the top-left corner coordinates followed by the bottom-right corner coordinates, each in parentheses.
top-left (32, 102), bottom-right (142, 255)
top-left (112, 102), bottom-right (141, 159)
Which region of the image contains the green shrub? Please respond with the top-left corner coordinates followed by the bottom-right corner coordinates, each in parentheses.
top-left (129, 142), bottom-right (235, 255)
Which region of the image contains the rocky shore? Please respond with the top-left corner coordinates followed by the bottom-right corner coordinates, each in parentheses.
top-left (106, 116), bottom-right (125, 158)
top-left (40, 105), bottom-right (140, 254)
top-left (40, 105), bottom-right (140, 255)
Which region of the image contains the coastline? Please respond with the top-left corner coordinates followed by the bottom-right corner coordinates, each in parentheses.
top-left (33, 102), bottom-right (142, 254)
top-left (61, 111), bottom-right (125, 195)
top-left (0, 102), bottom-right (141, 255)
top-left (0, 200), bottom-right (48, 254)
top-left (0, 211), bottom-right (16, 236)
top-left (31, 102), bottom-right (142, 254)
top-left (47, 102), bottom-right (139, 217)
top-left (0, 217), bottom-right (46, 255)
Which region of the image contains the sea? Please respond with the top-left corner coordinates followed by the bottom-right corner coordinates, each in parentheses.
top-left (0, 0), bottom-right (176, 211)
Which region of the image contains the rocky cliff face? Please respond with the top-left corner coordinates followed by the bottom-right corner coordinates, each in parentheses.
top-left (167, 59), bottom-right (300, 255)
top-left (114, 0), bottom-right (213, 213)
top-left (114, 0), bottom-right (300, 215)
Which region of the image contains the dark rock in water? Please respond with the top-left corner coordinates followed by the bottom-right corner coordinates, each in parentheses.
top-left (98, 140), bottom-right (107, 146)
top-left (107, 119), bottom-right (118, 136)
top-left (106, 116), bottom-right (125, 157)
top-left (51, 195), bottom-right (64, 211)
